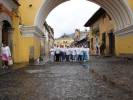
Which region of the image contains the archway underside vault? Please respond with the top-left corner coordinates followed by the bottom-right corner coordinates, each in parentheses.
top-left (35, 0), bottom-right (133, 36)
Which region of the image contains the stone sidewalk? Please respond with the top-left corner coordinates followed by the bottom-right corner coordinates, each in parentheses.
top-left (88, 56), bottom-right (133, 94)
top-left (0, 63), bottom-right (27, 76)
top-left (0, 56), bottom-right (50, 75)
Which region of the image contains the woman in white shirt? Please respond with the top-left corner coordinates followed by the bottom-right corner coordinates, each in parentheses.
top-left (1, 43), bottom-right (11, 68)
top-left (72, 47), bottom-right (77, 62)
top-left (50, 47), bottom-right (55, 62)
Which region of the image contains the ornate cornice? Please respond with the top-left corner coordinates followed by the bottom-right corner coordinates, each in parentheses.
top-left (19, 25), bottom-right (44, 38)
top-left (115, 25), bottom-right (133, 37)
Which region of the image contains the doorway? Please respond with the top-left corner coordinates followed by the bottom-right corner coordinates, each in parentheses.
top-left (2, 20), bottom-right (13, 52)
top-left (109, 32), bottom-right (115, 55)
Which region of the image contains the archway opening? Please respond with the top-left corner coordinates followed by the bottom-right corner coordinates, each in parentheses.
top-left (35, 0), bottom-right (133, 32)
top-left (46, 0), bottom-right (100, 39)
top-left (2, 20), bottom-right (13, 50)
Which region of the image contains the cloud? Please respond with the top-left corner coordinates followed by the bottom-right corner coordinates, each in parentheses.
top-left (46, 0), bottom-right (100, 38)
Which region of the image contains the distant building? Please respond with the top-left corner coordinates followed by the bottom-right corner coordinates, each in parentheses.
top-left (73, 29), bottom-right (90, 47)
top-left (54, 34), bottom-right (74, 47)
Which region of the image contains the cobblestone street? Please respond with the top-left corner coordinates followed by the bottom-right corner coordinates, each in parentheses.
top-left (0, 57), bottom-right (133, 100)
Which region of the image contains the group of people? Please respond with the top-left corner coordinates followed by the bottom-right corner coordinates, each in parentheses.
top-left (50, 45), bottom-right (90, 62)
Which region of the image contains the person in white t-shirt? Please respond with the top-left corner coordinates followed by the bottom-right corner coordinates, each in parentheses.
top-left (72, 46), bottom-right (77, 62)
top-left (55, 46), bottom-right (60, 62)
top-left (1, 43), bottom-right (11, 68)
top-left (86, 47), bottom-right (90, 61)
top-left (50, 47), bottom-right (55, 62)
top-left (80, 46), bottom-right (84, 61)
top-left (65, 46), bottom-right (70, 62)
top-left (76, 46), bottom-right (80, 61)
top-left (69, 46), bottom-right (73, 62)
top-left (60, 45), bottom-right (66, 62)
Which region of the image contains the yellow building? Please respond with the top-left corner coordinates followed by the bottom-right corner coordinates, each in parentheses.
top-left (0, 0), bottom-right (54, 65)
top-left (85, 8), bottom-right (115, 56)
top-left (17, 0), bottom-right (133, 61)
top-left (0, 0), bottom-right (21, 66)
top-left (54, 34), bottom-right (74, 47)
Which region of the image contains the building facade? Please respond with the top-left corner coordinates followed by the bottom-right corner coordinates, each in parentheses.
top-left (0, 0), bottom-right (20, 66)
top-left (85, 8), bottom-right (115, 56)
top-left (43, 22), bottom-right (54, 57)
top-left (73, 29), bottom-right (90, 47)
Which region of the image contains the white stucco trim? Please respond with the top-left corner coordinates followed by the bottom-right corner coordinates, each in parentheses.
top-left (0, 13), bottom-right (12, 25)
top-left (115, 25), bottom-right (133, 36)
top-left (19, 25), bottom-right (44, 38)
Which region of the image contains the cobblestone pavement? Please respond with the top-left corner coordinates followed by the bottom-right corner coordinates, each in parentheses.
top-left (0, 59), bottom-right (133, 100)
top-left (89, 56), bottom-right (133, 93)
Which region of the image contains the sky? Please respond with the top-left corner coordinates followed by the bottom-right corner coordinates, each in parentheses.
top-left (46, 0), bottom-right (100, 38)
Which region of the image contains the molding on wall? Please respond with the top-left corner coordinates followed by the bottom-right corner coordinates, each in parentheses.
top-left (115, 25), bottom-right (133, 37)
top-left (19, 25), bottom-right (44, 38)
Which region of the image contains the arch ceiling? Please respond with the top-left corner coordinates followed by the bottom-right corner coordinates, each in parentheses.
top-left (0, 13), bottom-right (12, 25)
top-left (35, 0), bottom-right (133, 32)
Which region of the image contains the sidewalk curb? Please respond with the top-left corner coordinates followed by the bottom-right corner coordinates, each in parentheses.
top-left (0, 64), bottom-right (27, 76)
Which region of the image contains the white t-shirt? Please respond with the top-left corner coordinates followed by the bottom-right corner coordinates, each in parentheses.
top-left (2, 46), bottom-right (11, 57)
top-left (76, 47), bottom-right (80, 55)
top-left (72, 48), bottom-right (77, 55)
top-left (69, 48), bottom-right (73, 55)
top-left (66, 48), bottom-right (71, 55)
top-left (55, 47), bottom-right (60, 54)
top-left (60, 48), bottom-right (65, 53)
top-left (80, 47), bottom-right (84, 55)
top-left (85, 48), bottom-right (89, 56)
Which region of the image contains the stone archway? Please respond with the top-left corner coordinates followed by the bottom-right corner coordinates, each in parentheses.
top-left (34, 0), bottom-right (133, 35)
top-left (0, 12), bottom-right (12, 66)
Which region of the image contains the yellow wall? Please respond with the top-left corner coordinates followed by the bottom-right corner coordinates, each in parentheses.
top-left (15, 36), bottom-right (41, 63)
top-left (19, 0), bottom-right (43, 25)
top-left (12, 13), bottom-right (41, 63)
top-left (34, 37), bottom-right (41, 59)
top-left (128, 0), bottom-right (133, 11)
top-left (115, 0), bottom-right (133, 56)
top-left (116, 0), bottom-right (133, 56)
top-left (116, 35), bottom-right (133, 55)
top-left (20, 37), bottom-right (34, 62)
top-left (12, 12), bottom-right (21, 63)
top-left (12, 11), bottom-right (40, 63)
top-left (11, 0), bottom-right (42, 64)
